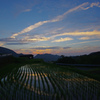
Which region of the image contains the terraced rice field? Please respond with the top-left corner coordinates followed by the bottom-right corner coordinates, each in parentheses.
top-left (0, 64), bottom-right (100, 100)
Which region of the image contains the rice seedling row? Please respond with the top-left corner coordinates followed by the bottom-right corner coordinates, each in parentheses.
top-left (0, 64), bottom-right (100, 100)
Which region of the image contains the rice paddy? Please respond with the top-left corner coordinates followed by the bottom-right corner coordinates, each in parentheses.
top-left (0, 64), bottom-right (100, 100)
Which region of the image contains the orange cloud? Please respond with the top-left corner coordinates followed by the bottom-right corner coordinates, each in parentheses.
top-left (0, 42), bottom-right (4, 46)
top-left (23, 9), bottom-right (32, 12)
top-left (14, 46), bottom-right (71, 55)
top-left (78, 37), bottom-right (90, 40)
top-left (27, 36), bottom-right (51, 42)
top-left (52, 30), bottom-right (100, 37)
top-left (52, 37), bottom-right (73, 42)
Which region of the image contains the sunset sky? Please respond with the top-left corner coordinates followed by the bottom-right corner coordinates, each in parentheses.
top-left (0, 0), bottom-right (100, 56)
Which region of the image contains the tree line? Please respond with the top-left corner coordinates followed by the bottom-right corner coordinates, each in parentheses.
top-left (56, 51), bottom-right (100, 65)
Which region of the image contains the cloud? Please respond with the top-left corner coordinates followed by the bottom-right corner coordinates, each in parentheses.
top-left (52, 30), bottom-right (100, 38)
top-left (2, 30), bottom-right (100, 45)
top-left (0, 42), bottom-right (4, 46)
top-left (0, 37), bottom-right (27, 43)
top-left (50, 2), bottom-right (89, 22)
top-left (6, 43), bottom-right (28, 45)
top-left (14, 7), bottom-right (32, 17)
top-left (11, 21), bottom-right (49, 38)
top-left (0, 35), bottom-right (51, 44)
top-left (68, 40), bottom-right (100, 46)
top-left (63, 2), bottom-right (89, 15)
top-left (31, 46), bottom-right (61, 50)
top-left (14, 0), bottom-right (41, 17)
top-left (81, 2), bottom-right (100, 10)
top-left (52, 37), bottom-right (73, 42)
top-left (14, 46), bottom-right (71, 55)
top-left (21, 30), bottom-right (100, 43)
top-left (63, 47), bottom-right (71, 49)
top-left (26, 36), bottom-right (51, 42)
top-left (44, 27), bottom-right (64, 36)
top-left (0, 38), bottom-right (19, 42)
top-left (78, 37), bottom-right (91, 40)
top-left (30, 46), bottom-right (71, 50)
top-left (23, 9), bottom-right (32, 12)
top-left (0, 37), bottom-right (29, 45)
top-left (11, 2), bottom-right (99, 38)
top-left (91, 2), bottom-right (100, 7)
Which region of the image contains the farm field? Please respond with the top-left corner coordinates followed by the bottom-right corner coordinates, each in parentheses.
top-left (0, 64), bottom-right (100, 100)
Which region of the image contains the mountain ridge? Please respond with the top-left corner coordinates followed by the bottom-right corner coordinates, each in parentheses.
top-left (35, 53), bottom-right (60, 62)
top-left (0, 46), bottom-right (100, 63)
top-left (0, 47), bottom-right (18, 57)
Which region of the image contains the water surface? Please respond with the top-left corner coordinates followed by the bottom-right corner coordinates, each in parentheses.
top-left (0, 64), bottom-right (100, 100)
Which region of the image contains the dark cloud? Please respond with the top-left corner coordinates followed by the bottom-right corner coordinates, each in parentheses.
top-left (31, 46), bottom-right (60, 50)
top-left (31, 46), bottom-right (71, 50)
top-left (63, 47), bottom-right (71, 49)
top-left (0, 38), bottom-right (21, 42)
top-left (6, 42), bottom-right (28, 45)
top-left (0, 38), bottom-right (28, 45)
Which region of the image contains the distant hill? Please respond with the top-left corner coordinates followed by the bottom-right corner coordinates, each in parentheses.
top-left (0, 47), bottom-right (18, 57)
top-left (56, 51), bottom-right (100, 65)
top-left (89, 51), bottom-right (100, 56)
top-left (35, 54), bottom-right (60, 62)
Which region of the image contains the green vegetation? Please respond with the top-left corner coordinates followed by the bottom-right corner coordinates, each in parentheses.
top-left (59, 65), bottom-right (100, 82)
top-left (57, 51), bottom-right (100, 64)
top-left (0, 57), bottom-right (100, 100)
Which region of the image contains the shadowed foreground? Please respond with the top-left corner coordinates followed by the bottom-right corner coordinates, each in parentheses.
top-left (0, 64), bottom-right (100, 100)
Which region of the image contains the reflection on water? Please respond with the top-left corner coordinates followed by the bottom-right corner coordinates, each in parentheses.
top-left (0, 64), bottom-right (100, 100)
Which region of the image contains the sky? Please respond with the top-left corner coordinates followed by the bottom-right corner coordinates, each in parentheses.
top-left (0, 0), bottom-right (100, 56)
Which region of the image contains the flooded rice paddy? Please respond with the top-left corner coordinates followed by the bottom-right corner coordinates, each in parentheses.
top-left (0, 64), bottom-right (100, 100)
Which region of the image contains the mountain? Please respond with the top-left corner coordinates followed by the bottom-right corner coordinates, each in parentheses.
top-left (0, 47), bottom-right (18, 57)
top-left (35, 54), bottom-right (60, 62)
top-left (89, 51), bottom-right (100, 56)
